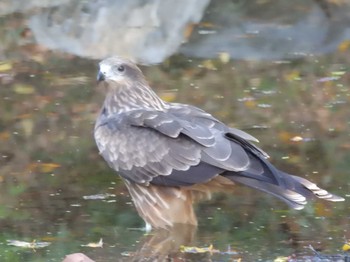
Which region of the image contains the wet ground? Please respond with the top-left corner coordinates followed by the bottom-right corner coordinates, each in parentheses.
top-left (0, 1), bottom-right (349, 261)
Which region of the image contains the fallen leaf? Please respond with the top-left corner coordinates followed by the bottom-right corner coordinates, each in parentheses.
top-left (278, 131), bottom-right (295, 142)
top-left (338, 40), bottom-right (350, 52)
top-left (27, 162), bottom-right (61, 173)
top-left (218, 52), bottom-right (230, 64)
top-left (7, 239), bottom-right (50, 249)
top-left (16, 113), bottom-right (32, 119)
top-left (83, 193), bottom-right (115, 200)
top-left (290, 136), bottom-right (303, 142)
top-left (40, 163), bottom-right (61, 173)
top-left (274, 256), bottom-right (289, 262)
top-left (21, 119), bottom-right (34, 137)
top-left (0, 132), bottom-right (10, 140)
top-left (202, 60), bottom-right (216, 70)
top-left (180, 244), bottom-right (218, 254)
top-left (13, 84), bottom-right (35, 95)
top-left (183, 23), bottom-right (195, 40)
top-left (331, 71), bottom-right (346, 76)
top-left (198, 22), bottom-right (216, 28)
top-left (244, 100), bottom-right (256, 108)
top-left (317, 76), bottom-right (339, 82)
top-left (0, 62), bottom-right (13, 72)
top-left (159, 91), bottom-right (177, 102)
top-left (81, 238), bottom-right (103, 248)
top-left (51, 76), bottom-right (90, 86)
top-left (342, 242), bottom-right (350, 251)
top-left (285, 70), bottom-right (301, 81)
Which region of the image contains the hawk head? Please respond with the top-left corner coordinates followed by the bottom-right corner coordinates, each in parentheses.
top-left (97, 56), bottom-right (144, 85)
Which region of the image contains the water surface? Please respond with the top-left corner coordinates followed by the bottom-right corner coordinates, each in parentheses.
top-left (0, 1), bottom-right (349, 261)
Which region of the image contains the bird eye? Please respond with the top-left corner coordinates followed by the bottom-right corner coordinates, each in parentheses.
top-left (117, 65), bottom-right (125, 72)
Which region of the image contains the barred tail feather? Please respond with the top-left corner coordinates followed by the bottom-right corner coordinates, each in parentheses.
top-left (227, 170), bottom-right (344, 209)
top-left (289, 174), bottom-right (345, 202)
top-left (228, 176), bottom-right (307, 210)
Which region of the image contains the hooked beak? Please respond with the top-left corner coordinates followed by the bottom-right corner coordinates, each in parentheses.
top-left (97, 70), bottom-right (105, 82)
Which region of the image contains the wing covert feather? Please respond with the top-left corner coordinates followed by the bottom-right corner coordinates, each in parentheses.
top-left (94, 106), bottom-right (261, 186)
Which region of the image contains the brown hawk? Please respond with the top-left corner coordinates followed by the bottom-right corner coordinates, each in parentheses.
top-left (94, 57), bottom-right (344, 230)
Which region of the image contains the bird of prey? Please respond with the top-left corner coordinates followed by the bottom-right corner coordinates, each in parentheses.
top-left (94, 56), bottom-right (344, 230)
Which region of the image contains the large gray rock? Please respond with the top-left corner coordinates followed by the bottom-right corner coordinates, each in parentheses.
top-left (180, 0), bottom-right (350, 60)
top-left (6, 0), bottom-right (350, 62)
top-left (62, 253), bottom-right (94, 262)
top-left (29, 0), bottom-right (210, 64)
top-left (0, 0), bottom-right (71, 16)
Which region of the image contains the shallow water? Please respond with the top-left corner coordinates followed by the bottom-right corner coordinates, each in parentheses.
top-left (0, 1), bottom-right (349, 261)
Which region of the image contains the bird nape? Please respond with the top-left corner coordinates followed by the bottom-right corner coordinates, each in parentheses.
top-left (94, 56), bottom-right (344, 230)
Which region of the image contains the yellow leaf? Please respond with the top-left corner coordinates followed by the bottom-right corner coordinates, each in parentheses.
top-left (202, 60), bottom-right (216, 70)
top-left (21, 119), bottom-right (34, 137)
top-left (180, 244), bottom-right (217, 253)
top-left (342, 242), bottom-right (350, 251)
top-left (274, 257), bottom-right (289, 262)
top-left (0, 62), bottom-right (13, 72)
top-left (338, 40), bottom-right (350, 52)
top-left (159, 91), bottom-right (177, 102)
top-left (244, 100), bottom-right (256, 108)
top-left (198, 22), bottom-right (216, 28)
top-left (218, 52), bottom-right (230, 64)
top-left (28, 162), bottom-right (61, 173)
top-left (314, 202), bottom-right (332, 217)
top-left (0, 132), bottom-right (10, 140)
top-left (278, 131), bottom-right (294, 142)
top-left (285, 70), bottom-right (301, 81)
top-left (331, 71), bottom-right (346, 76)
top-left (39, 163), bottom-right (61, 173)
top-left (13, 84), bottom-right (35, 95)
